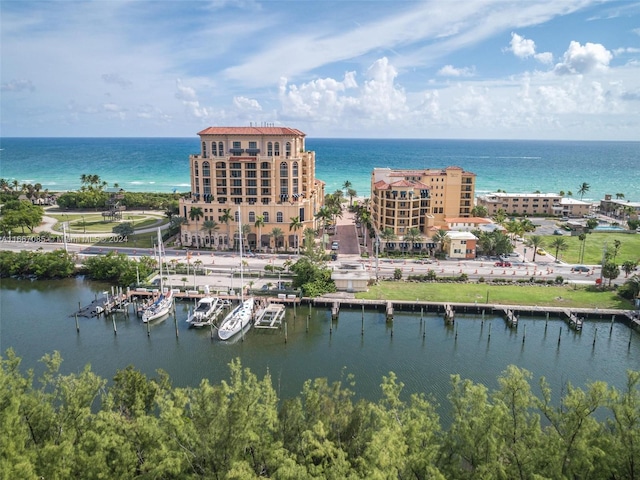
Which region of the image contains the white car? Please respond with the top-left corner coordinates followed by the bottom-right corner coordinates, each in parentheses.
top-left (331, 241), bottom-right (339, 250)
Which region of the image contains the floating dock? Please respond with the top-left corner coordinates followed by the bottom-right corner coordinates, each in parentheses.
top-left (564, 310), bottom-right (584, 331)
top-left (500, 308), bottom-right (518, 328)
top-left (254, 303), bottom-right (286, 329)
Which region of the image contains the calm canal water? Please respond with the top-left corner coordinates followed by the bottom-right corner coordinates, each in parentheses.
top-left (2, 277), bottom-right (639, 417)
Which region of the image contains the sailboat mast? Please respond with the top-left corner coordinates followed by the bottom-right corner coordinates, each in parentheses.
top-left (238, 206), bottom-right (244, 302)
top-left (157, 228), bottom-right (164, 292)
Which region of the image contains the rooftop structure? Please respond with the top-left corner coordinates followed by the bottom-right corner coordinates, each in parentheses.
top-left (476, 192), bottom-right (591, 217)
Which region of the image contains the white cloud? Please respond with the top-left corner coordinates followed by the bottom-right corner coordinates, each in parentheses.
top-left (508, 32), bottom-right (553, 64)
top-left (437, 65), bottom-right (475, 77)
top-left (1, 79), bottom-right (35, 92)
top-left (233, 96), bottom-right (262, 111)
top-left (554, 41), bottom-right (613, 75)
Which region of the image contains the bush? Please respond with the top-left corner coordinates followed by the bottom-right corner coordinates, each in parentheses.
top-left (393, 268), bottom-right (403, 280)
top-left (555, 275), bottom-right (564, 284)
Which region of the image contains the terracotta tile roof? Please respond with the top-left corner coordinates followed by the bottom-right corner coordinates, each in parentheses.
top-left (198, 126), bottom-right (306, 136)
top-left (374, 180), bottom-right (390, 190)
top-left (390, 179), bottom-right (414, 187)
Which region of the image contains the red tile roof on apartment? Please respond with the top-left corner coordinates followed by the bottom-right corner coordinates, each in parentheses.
top-left (198, 126), bottom-right (306, 136)
top-left (389, 179), bottom-right (414, 187)
top-left (374, 180), bottom-right (390, 190)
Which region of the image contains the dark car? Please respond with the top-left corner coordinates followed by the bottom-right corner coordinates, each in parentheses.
top-left (571, 265), bottom-right (590, 272)
top-left (495, 261), bottom-right (512, 267)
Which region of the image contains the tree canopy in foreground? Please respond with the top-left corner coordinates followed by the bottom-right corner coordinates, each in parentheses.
top-left (1, 349), bottom-right (638, 479)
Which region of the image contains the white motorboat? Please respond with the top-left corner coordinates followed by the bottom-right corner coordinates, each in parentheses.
top-left (186, 296), bottom-right (220, 328)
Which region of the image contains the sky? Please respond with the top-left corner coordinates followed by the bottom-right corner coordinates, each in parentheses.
top-left (1, 0), bottom-right (640, 140)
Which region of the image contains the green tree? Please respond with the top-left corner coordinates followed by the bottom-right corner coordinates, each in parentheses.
top-left (432, 229), bottom-right (449, 255)
top-left (346, 187), bottom-right (357, 206)
top-left (549, 236), bottom-right (568, 262)
top-left (470, 205), bottom-right (488, 217)
top-left (271, 227), bottom-right (284, 251)
top-left (202, 219), bottom-right (219, 248)
top-left (189, 206), bottom-right (204, 248)
top-left (112, 222), bottom-right (133, 236)
top-left (379, 227), bottom-right (397, 253)
top-left (578, 182), bottom-right (590, 200)
top-left (290, 256), bottom-right (335, 296)
top-left (602, 261), bottom-right (620, 287)
top-left (0, 200), bottom-right (44, 234)
top-left (254, 214), bottom-right (265, 252)
top-left (220, 208), bottom-right (233, 250)
top-left (525, 235), bottom-right (545, 262)
top-left (289, 216), bottom-right (303, 253)
top-left (621, 260), bottom-right (638, 278)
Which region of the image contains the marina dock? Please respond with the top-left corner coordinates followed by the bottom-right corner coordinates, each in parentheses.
top-left (254, 303), bottom-right (286, 329)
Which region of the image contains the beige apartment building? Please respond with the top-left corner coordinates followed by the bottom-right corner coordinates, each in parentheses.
top-left (370, 166), bottom-right (476, 247)
top-left (476, 192), bottom-right (591, 217)
top-left (179, 126), bottom-right (325, 251)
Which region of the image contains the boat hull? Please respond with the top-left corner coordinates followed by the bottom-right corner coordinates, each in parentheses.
top-left (217, 297), bottom-right (255, 340)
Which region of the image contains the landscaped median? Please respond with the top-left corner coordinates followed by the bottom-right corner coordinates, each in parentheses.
top-left (357, 281), bottom-right (633, 310)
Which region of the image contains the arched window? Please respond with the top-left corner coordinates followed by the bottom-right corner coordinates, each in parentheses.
top-left (267, 142), bottom-right (273, 156)
top-left (212, 142), bottom-right (217, 156)
top-left (194, 161), bottom-right (199, 177)
top-left (292, 161), bottom-right (298, 177)
top-left (218, 142), bottom-right (224, 155)
top-left (248, 211), bottom-right (255, 223)
top-left (276, 211), bottom-right (283, 223)
top-left (280, 162), bottom-right (288, 178)
top-left (234, 210), bottom-right (239, 222)
top-left (274, 142), bottom-right (280, 156)
top-left (202, 161), bottom-right (210, 177)
top-left (263, 212), bottom-right (269, 223)
top-left (286, 142), bottom-right (291, 157)
top-left (202, 142), bottom-right (207, 157)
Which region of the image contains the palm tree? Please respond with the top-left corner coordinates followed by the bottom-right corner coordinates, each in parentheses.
top-left (220, 208), bottom-right (232, 250)
top-left (578, 233), bottom-right (587, 264)
top-left (549, 237), bottom-right (568, 262)
top-left (315, 206), bottom-right (333, 247)
top-left (241, 223), bottom-right (252, 251)
top-left (578, 182), bottom-right (590, 200)
top-left (615, 193), bottom-right (625, 200)
top-left (189, 206), bottom-right (203, 248)
top-left (470, 205), bottom-right (488, 218)
top-left (289, 216), bottom-right (303, 254)
top-left (342, 180), bottom-right (352, 198)
top-left (202, 219), bottom-right (219, 248)
top-left (432, 229), bottom-right (449, 255)
top-left (403, 228), bottom-right (422, 255)
top-left (347, 187), bottom-right (357, 206)
top-left (254, 214), bottom-right (265, 252)
top-left (525, 234), bottom-right (545, 262)
top-left (271, 227), bottom-right (284, 252)
top-left (621, 260), bottom-right (638, 278)
top-left (379, 227), bottom-right (397, 253)
top-left (492, 209), bottom-right (507, 227)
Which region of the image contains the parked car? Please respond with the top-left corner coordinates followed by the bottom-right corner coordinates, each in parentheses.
top-left (553, 229), bottom-right (563, 235)
top-left (495, 261), bottom-right (512, 267)
top-left (331, 241), bottom-right (339, 250)
top-left (536, 248), bottom-right (546, 255)
top-left (571, 265), bottom-right (590, 272)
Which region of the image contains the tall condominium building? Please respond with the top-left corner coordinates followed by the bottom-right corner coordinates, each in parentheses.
top-left (179, 127), bottom-right (325, 251)
top-left (370, 166), bottom-right (476, 238)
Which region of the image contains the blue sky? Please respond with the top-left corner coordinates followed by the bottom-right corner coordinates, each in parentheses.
top-left (1, 0), bottom-right (639, 140)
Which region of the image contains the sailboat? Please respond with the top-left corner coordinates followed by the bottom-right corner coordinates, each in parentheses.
top-left (217, 208), bottom-right (255, 340)
top-left (142, 229), bottom-right (174, 323)
top-left (186, 286), bottom-right (221, 328)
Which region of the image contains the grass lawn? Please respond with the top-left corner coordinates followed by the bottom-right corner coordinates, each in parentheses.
top-left (358, 281), bottom-right (633, 310)
top-left (541, 232), bottom-right (640, 265)
top-left (49, 213), bottom-right (166, 233)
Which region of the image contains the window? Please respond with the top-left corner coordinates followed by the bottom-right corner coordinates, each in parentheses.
top-left (280, 178), bottom-right (288, 196)
top-left (249, 211), bottom-right (255, 223)
top-left (249, 141), bottom-right (257, 150)
top-left (293, 178), bottom-right (299, 194)
top-left (276, 212), bottom-right (283, 223)
top-left (274, 142), bottom-right (280, 156)
top-left (202, 142), bottom-right (207, 157)
top-left (233, 141), bottom-right (241, 149)
top-left (261, 161), bottom-right (270, 169)
top-left (212, 142), bottom-right (217, 156)
top-left (286, 142), bottom-right (291, 157)
top-left (246, 179), bottom-right (257, 186)
top-left (263, 212), bottom-right (269, 223)
top-left (232, 179), bottom-right (242, 186)
top-left (218, 142), bottom-right (224, 154)
top-left (267, 142), bottom-right (273, 156)
top-left (280, 162), bottom-right (288, 178)
top-left (203, 178), bottom-right (211, 194)
top-left (292, 161), bottom-right (298, 177)
top-left (202, 161), bottom-right (210, 177)
top-left (194, 161), bottom-right (199, 177)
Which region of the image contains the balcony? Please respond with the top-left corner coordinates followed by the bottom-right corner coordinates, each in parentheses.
top-left (229, 148), bottom-right (244, 155)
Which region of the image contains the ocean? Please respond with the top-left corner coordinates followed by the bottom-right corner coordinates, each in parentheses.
top-left (1, 137), bottom-right (638, 203)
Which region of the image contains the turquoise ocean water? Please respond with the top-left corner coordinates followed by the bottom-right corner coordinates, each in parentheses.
top-left (1, 137), bottom-right (638, 202)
